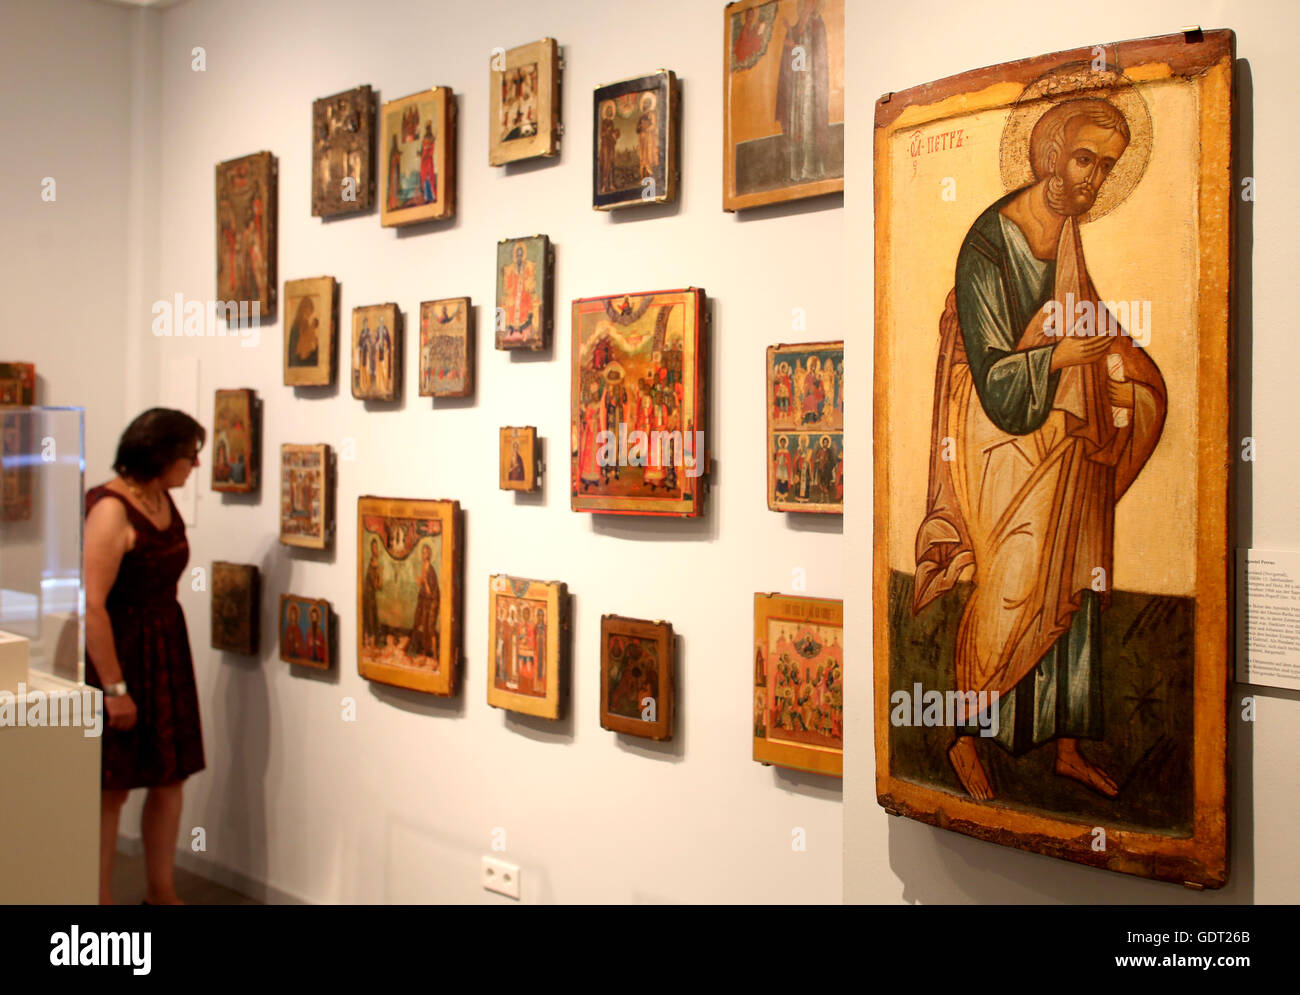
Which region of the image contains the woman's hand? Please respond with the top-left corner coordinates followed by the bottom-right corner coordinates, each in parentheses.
top-left (105, 693), bottom-right (138, 732)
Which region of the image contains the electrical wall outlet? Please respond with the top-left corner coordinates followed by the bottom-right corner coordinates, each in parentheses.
top-left (482, 856), bottom-right (521, 900)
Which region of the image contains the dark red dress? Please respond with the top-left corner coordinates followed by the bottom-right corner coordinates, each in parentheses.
top-left (86, 485), bottom-right (205, 789)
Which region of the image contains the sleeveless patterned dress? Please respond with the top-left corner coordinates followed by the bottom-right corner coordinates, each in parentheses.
top-left (85, 485), bottom-right (205, 788)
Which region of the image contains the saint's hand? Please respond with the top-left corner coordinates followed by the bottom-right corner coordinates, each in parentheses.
top-left (1050, 334), bottom-right (1111, 371)
top-left (105, 693), bottom-right (137, 732)
top-left (1108, 379), bottom-right (1136, 409)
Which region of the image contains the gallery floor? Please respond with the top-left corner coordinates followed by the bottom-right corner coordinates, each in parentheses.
top-left (111, 848), bottom-right (256, 906)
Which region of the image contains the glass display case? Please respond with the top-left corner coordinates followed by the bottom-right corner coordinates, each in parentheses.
top-left (0, 406), bottom-right (85, 685)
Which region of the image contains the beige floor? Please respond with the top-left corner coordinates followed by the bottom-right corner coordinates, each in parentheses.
top-left (111, 849), bottom-right (260, 905)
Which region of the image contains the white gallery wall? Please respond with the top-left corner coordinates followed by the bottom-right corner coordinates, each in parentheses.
top-left (138, 0), bottom-right (844, 903)
top-left (5, 0), bottom-right (1298, 906)
top-left (0, 0), bottom-right (136, 480)
top-left (845, 0), bottom-right (1300, 903)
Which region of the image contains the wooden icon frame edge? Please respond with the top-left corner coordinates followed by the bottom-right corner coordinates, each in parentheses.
top-left (486, 574), bottom-right (567, 719)
top-left (283, 275), bottom-right (339, 388)
top-left (753, 592), bottom-right (843, 777)
top-left (279, 593), bottom-right (333, 670)
top-left (379, 87), bottom-right (456, 227)
top-left (356, 495), bottom-right (463, 696)
top-left (279, 442), bottom-right (334, 550)
top-left (599, 613), bottom-right (674, 741)
top-left (489, 37), bottom-right (561, 166)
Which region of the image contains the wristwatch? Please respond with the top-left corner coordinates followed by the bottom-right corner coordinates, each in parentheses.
top-left (103, 681), bottom-right (128, 697)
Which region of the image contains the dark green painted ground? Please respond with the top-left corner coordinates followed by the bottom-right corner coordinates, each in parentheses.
top-left (887, 570), bottom-right (1194, 835)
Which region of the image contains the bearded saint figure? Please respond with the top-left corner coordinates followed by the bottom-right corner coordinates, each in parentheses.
top-left (914, 97), bottom-right (1166, 801)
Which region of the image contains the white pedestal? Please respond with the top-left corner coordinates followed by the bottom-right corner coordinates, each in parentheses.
top-left (0, 630), bottom-right (30, 693)
top-left (0, 673), bottom-right (100, 903)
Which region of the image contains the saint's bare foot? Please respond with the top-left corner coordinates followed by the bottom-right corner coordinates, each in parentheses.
top-left (948, 736), bottom-right (994, 800)
top-left (1054, 739), bottom-right (1119, 797)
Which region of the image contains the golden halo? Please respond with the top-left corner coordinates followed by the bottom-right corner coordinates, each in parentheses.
top-left (640, 90), bottom-right (657, 112)
top-left (999, 61), bottom-right (1152, 222)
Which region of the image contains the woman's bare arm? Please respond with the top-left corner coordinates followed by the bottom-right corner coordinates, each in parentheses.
top-left (84, 496), bottom-right (131, 686)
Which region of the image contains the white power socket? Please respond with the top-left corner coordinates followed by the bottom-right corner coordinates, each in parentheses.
top-left (482, 856), bottom-right (521, 900)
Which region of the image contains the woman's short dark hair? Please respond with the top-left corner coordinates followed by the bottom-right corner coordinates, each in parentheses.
top-left (113, 408), bottom-right (206, 481)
